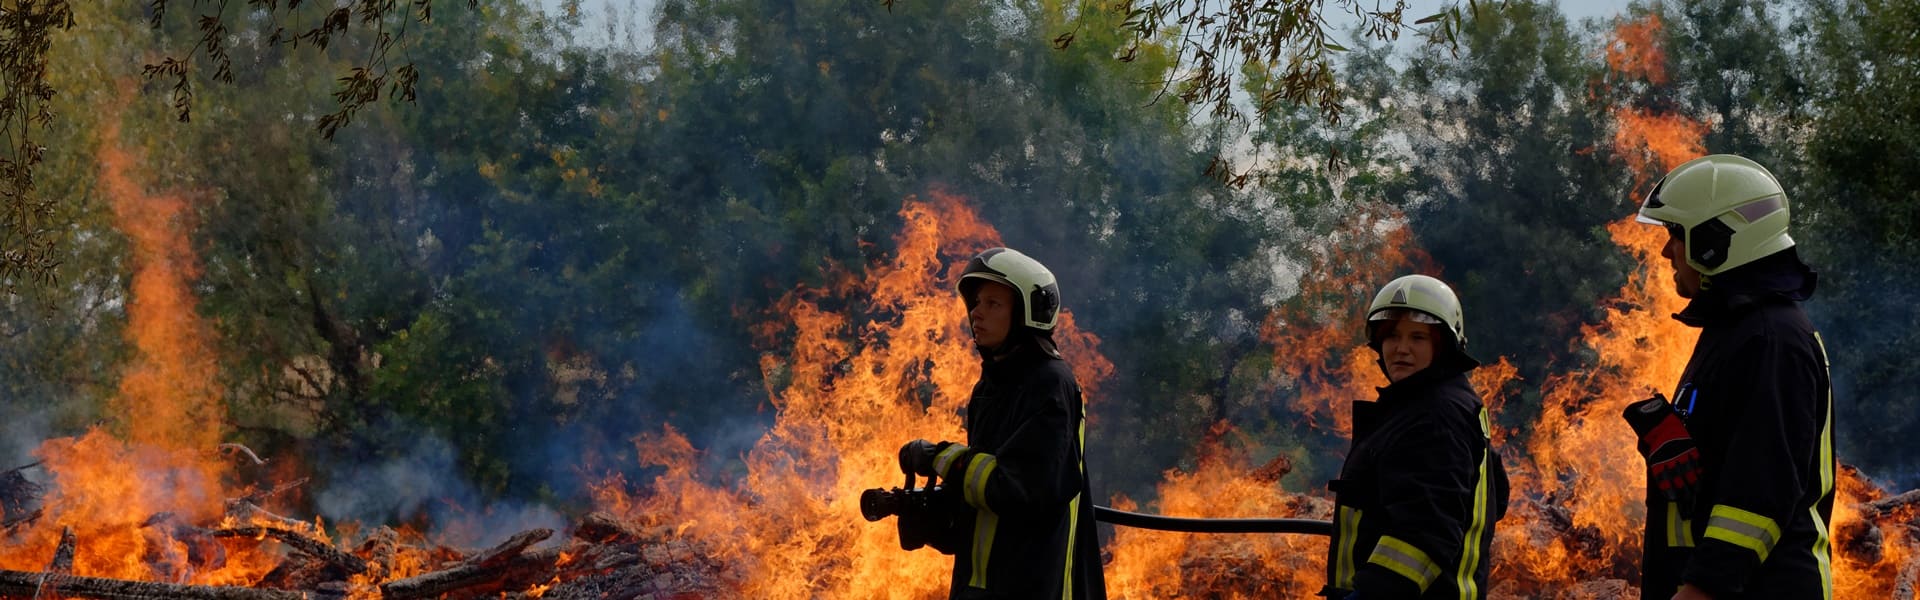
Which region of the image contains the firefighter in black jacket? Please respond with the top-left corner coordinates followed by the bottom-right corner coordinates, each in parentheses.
top-left (1625, 154), bottom-right (1834, 600)
top-left (1323, 274), bottom-right (1508, 600)
top-left (897, 247), bottom-right (1106, 600)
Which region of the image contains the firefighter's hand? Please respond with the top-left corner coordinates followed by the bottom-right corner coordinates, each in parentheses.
top-left (898, 439), bottom-right (949, 478)
top-left (1671, 583), bottom-right (1714, 600)
top-left (1622, 394), bottom-right (1703, 508)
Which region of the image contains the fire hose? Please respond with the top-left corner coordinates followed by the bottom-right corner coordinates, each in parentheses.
top-left (1092, 505), bottom-right (1332, 536)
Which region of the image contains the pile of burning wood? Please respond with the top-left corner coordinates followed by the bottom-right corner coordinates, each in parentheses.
top-left (1, 459), bottom-right (726, 600)
top-left (4, 457), bottom-right (1919, 599)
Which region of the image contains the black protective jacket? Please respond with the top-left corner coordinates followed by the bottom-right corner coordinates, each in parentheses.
top-left (1323, 360), bottom-right (1508, 600)
top-left (1640, 250), bottom-right (1834, 599)
top-left (929, 339), bottom-right (1105, 600)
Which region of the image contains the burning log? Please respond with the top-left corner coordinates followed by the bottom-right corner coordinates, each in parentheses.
top-left (227, 480), bottom-right (309, 514)
top-left (1862, 489), bottom-right (1920, 519)
top-left (461, 528), bottom-right (551, 568)
top-left (378, 530), bottom-right (564, 600)
top-left (575, 512), bottom-right (663, 544)
top-left (354, 527), bottom-right (401, 582)
top-left (224, 501), bottom-right (316, 532)
top-left (1836, 518), bottom-right (1883, 565)
top-left (2, 462), bottom-right (44, 532)
top-left (210, 527), bottom-right (367, 575)
top-left (1897, 557), bottom-right (1920, 600)
top-left (0, 570), bottom-right (307, 600)
top-left (46, 526), bottom-right (76, 574)
top-left (140, 512), bottom-right (227, 574)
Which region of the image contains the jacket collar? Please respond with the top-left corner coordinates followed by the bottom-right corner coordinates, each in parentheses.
top-left (1674, 248), bottom-right (1818, 327)
top-left (1375, 360), bottom-right (1475, 405)
top-left (980, 335), bottom-right (1056, 382)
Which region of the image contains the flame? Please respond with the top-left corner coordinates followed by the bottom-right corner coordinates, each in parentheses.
top-left (594, 191), bottom-right (1111, 598)
top-left (0, 107), bottom-right (280, 586)
top-left (1604, 13), bottom-right (1669, 86)
top-left (1494, 13), bottom-right (1901, 597)
top-left (1262, 204), bottom-right (1431, 437)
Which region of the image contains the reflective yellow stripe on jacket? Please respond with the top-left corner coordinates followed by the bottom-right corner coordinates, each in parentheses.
top-left (1332, 505), bottom-right (1362, 590)
top-left (1369, 536), bottom-right (1443, 592)
top-left (1704, 504), bottom-right (1781, 562)
top-left (1453, 412), bottom-right (1494, 599)
top-left (1666, 504), bottom-right (1695, 548)
top-left (965, 454), bottom-right (999, 589)
top-left (1060, 416), bottom-right (1088, 600)
top-left (1812, 332), bottom-right (1835, 599)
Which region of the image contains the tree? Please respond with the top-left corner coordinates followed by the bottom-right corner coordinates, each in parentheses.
top-left (1794, 0), bottom-right (1920, 486)
top-left (1385, 0), bottom-right (1631, 412)
top-left (1112, 0), bottom-right (1492, 125)
top-left (2, 0), bottom-right (1495, 295)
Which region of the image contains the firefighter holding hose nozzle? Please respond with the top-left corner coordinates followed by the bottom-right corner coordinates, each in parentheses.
top-left (1322, 275), bottom-right (1509, 600)
top-left (869, 247), bottom-right (1105, 600)
top-left (1626, 155), bottom-right (1834, 600)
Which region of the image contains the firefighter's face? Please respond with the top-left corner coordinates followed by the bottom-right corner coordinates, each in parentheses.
top-left (1378, 318), bottom-right (1437, 383)
top-left (1661, 226), bottom-right (1703, 298)
top-left (968, 282), bottom-right (1016, 350)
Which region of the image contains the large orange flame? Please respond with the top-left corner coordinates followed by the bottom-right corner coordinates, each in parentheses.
top-left (594, 191), bottom-right (1111, 598)
top-left (0, 111), bottom-right (282, 586)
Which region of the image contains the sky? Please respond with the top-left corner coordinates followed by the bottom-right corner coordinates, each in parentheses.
top-left (544, 0), bottom-right (1645, 52)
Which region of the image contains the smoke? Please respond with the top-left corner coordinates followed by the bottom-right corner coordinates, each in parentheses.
top-left (316, 434), bottom-right (565, 548)
top-left (1, 411), bottom-right (53, 471)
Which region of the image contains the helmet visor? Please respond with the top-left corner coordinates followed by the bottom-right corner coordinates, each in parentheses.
top-left (1367, 307), bottom-right (1443, 325)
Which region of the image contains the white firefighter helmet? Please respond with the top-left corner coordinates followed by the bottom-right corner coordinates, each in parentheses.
top-left (1366, 274), bottom-right (1468, 353)
top-left (1636, 154), bottom-right (1794, 275)
top-left (957, 247), bottom-right (1061, 331)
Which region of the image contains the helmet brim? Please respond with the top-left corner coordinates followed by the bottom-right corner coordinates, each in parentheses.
top-left (1367, 308), bottom-right (1444, 325)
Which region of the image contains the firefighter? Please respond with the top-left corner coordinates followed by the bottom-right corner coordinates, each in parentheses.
top-left (1323, 274), bottom-right (1508, 600)
top-left (1625, 154), bottom-right (1833, 600)
top-left (896, 247), bottom-right (1106, 600)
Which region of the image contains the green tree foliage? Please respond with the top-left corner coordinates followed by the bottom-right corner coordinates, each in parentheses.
top-left (1383, 0), bottom-right (1632, 415)
top-left (1795, 0), bottom-right (1920, 483)
top-left (1657, 0), bottom-right (1806, 169)
top-left (1112, 0), bottom-right (1491, 125)
top-left (14, 0), bottom-right (1920, 525)
top-left (0, 0), bottom-right (73, 284)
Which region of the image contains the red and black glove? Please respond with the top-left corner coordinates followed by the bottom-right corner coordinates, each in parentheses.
top-left (1622, 393), bottom-right (1702, 511)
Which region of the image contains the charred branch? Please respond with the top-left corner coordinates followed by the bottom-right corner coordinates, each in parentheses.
top-left (464, 528), bottom-right (552, 568)
top-left (224, 500), bottom-right (312, 531)
top-left (0, 569), bottom-right (308, 600)
top-left (574, 512), bottom-right (662, 544)
top-left (218, 444), bottom-right (266, 466)
top-left (46, 526), bottom-right (75, 574)
top-left (2, 462), bottom-right (43, 527)
top-left (210, 527), bottom-right (367, 575)
top-left (1861, 489), bottom-right (1920, 519)
top-left (378, 545), bottom-right (564, 600)
top-left (353, 527), bottom-right (400, 582)
top-left (1896, 556), bottom-right (1920, 600)
top-left (140, 513), bottom-right (227, 573)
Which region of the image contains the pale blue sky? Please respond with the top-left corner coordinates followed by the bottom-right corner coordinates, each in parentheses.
top-left (544, 1), bottom-right (1643, 51)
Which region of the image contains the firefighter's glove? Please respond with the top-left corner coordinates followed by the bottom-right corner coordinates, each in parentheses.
top-left (898, 439), bottom-right (953, 479)
top-left (1622, 393), bottom-right (1702, 509)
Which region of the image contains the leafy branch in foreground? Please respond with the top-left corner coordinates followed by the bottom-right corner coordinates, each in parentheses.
top-left (0, 0), bottom-right (75, 285)
top-left (1111, 0), bottom-right (1489, 125)
top-left (145, 0), bottom-right (473, 139)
